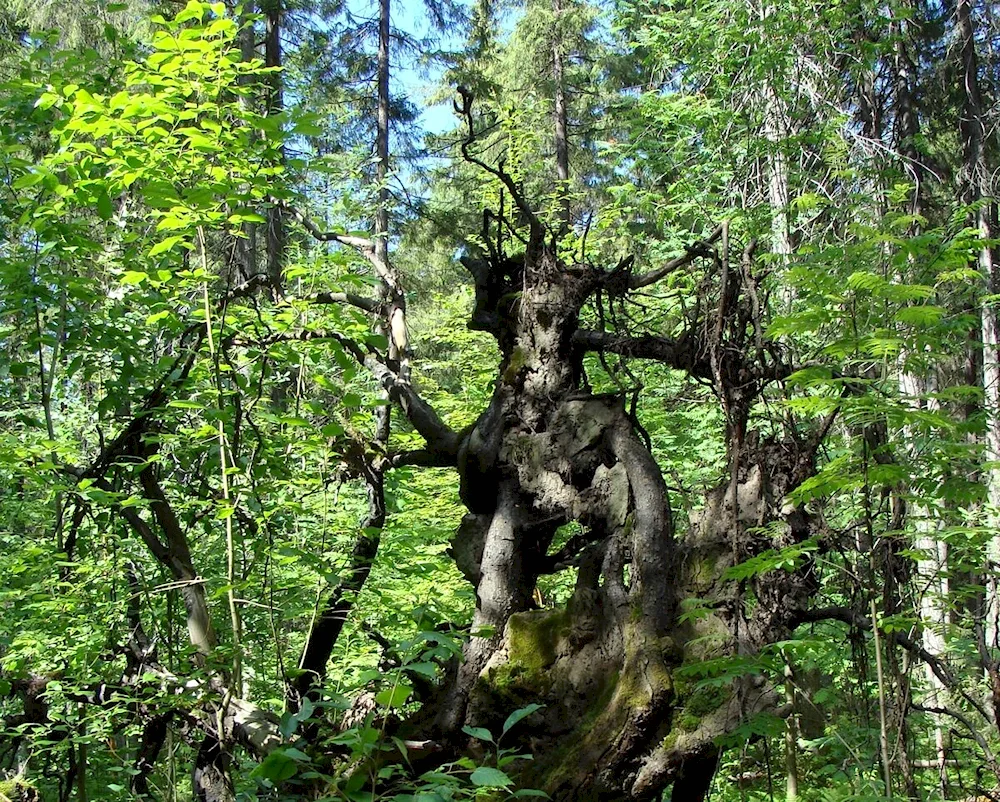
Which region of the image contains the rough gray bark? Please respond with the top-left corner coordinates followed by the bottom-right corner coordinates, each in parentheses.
top-left (193, 736), bottom-right (233, 802)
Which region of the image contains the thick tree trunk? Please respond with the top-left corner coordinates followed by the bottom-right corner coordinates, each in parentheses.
top-left (669, 748), bottom-right (718, 802)
top-left (418, 236), bottom-right (821, 800)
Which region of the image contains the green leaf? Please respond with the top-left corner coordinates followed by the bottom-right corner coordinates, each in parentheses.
top-left (174, 0), bottom-right (208, 24)
top-left (375, 685), bottom-right (412, 708)
top-left (96, 190), bottom-right (113, 220)
top-left (724, 539), bottom-right (818, 581)
top-left (13, 170), bottom-right (46, 188)
top-left (894, 305), bottom-right (946, 326)
top-left (403, 661), bottom-right (438, 679)
top-left (321, 422), bottom-right (345, 437)
top-left (150, 236), bottom-right (187, 257)
top-left (502, 703), bottom-right (542, 736)
top-left (783, 366), bottom-right (833, 387)
top-left (228, 212), bottom-right (267, 225)
top-left (121, 271), bottom-right (147, 285)
top-left (279, 416), bottom-right (312, 428)
top-left (846, 271), bottom-right (884, 292)
top-left (462, 726), bottom-right (494, 743)
top-left (469, 767), bottom-right (512, 788)
top-left (254, 752), bottom-right (298, 783)
top-left (295, 697), bottom-right (315, 723)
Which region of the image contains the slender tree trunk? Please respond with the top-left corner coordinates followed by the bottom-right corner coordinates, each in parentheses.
top-left (871, 597), bottom-right (895, 799)
top-left (264, 0), bottom-right (284, 293)
top-left (290, 0), bottom-right (407, 708)
top-left (292, 471), bottom-right (385, 706)
top-left (236, 1), bottom-right (258, 283)
top-left (756, 23), bottom-right (800, 792)
top-left (907, 377), bottom-right (951, 795)
top-left (916, 498), bottom-right (950, 798)
top-left (75, 718), bottom-right (87, 802)
top-left (893, 18), bottom-right (921, 206)
top-left (376, 0), bottom-right (390, 273)
top-left (891, 9), bottom-right (948, 787)
top-left (758, 5), bottom-right (790, 273)
top-left (900, 365), bottom-right (949, 793)
top-left (374, 0), bottom-right (408, 379)
top-left (784, 660), bottom-right (799, 801)
top-left (889, 647), bottom-right (920, 799)
top-left (552, 0), bottom-right (570, 235)
top-left (983, 256), bottom-right (1000, 648)
top-left (762, 86), bottom-right (790, 263)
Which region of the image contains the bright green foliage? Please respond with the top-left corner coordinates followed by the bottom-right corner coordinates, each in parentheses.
top-left (1, 0), bottom-right (1000, 798)
top-left (0, 4), bottom-right (378, 797)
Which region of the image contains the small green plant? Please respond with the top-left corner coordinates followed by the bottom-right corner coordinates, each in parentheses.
top-left (388, 703), bottom-right (548, 801)
top-left (250, 660), bottom-right (548, 801)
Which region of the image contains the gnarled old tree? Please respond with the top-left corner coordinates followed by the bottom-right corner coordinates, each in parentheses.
top-left (301, 95), bottom-right (831, 800)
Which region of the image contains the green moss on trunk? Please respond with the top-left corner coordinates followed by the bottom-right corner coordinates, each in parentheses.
top-left (506, 609), bottom-right (567, 672)
top-left (478, 609), bottom-right (569, 709)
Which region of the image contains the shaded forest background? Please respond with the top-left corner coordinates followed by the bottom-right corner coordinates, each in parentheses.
top-left (1, 0), bottom-right (1000, 799)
